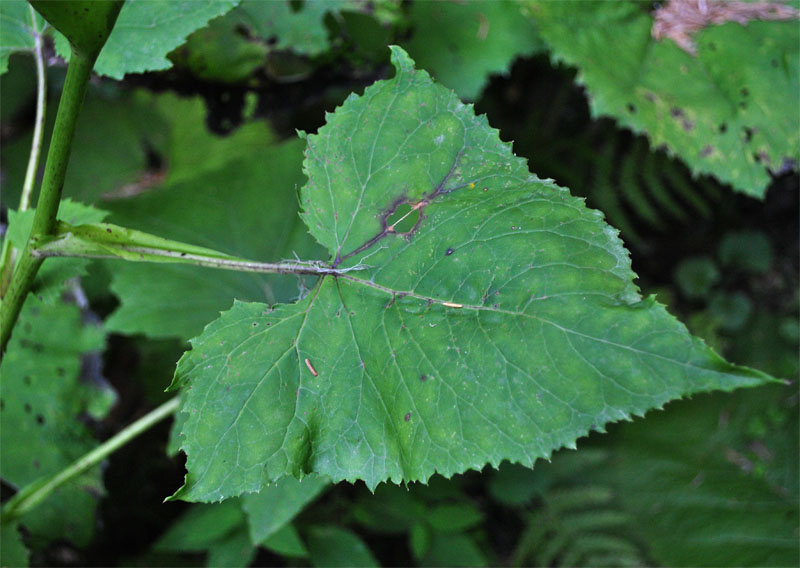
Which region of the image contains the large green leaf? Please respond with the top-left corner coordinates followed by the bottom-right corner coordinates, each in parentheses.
top-left (404, 0), bottom-right (545, 100)
top-left (0, 294), bottom-right (114, 548)
top-left (529, 1), bottom-right (799, 197)
top-left (54, 0), bottom-right (239, 79)
top-left (169, 46), bottom-right (771, 501)
top-left (0, 0), bottom-right (46, 75)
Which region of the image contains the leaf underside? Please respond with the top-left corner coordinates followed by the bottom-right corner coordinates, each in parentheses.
top-left (171, 46), bottom-right (771, 502)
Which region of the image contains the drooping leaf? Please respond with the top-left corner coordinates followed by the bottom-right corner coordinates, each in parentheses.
top-left (260, 523), bottom-right (309, 558)
top-left (154, 499), bottom-right (246, 552)
top-left (0, 0), bottom-right (47, 75)
top-left (0, 294), bottom-right (114, 547)
top-left (53, 0), bottom-right (240, 79)
top-left (404, 0), bottom-right (545, 100)
top-left (5, 199), bottom-right (107, 303)
top-left (306, 526), bottom-right (379, 568)
top-left (104, 137), bottom-right (324, 340)
top-left (423, 533), bottom-right (488, 567)
top-left (529, 1), bottom-right (800, 197)
top-left (170, 46), bottom-right (772, 502)
top-left (242, 474), bottom-right (329, 544)
top-left (206, 525), bottom-right (255, 568)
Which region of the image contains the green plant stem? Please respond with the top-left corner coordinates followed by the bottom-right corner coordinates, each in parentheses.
top-left (0, 5), bottom-right (47, 298)
top-left (1, 396), bottom-right (180, 524)
top-left (0, 51), bottom-right (94, 356)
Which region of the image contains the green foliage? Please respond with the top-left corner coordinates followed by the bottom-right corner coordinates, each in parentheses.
top-left (404, 0), bottom-right (545, 100)
top-left (0, 293), bottom-right (114, 548)
top-left (530, 0), bottom-right (800, 197)
top-left (674, 256), bottom-right (721, 300)
top-left (0, 2), bottom-right (796, 565)
top-left (306, 525), bottom-right (379, 567)
top-left (154, 499), bottom-right (257, 567)
top-left (241, 474), bottom-right (329, 543)
top-left (0, 0), bottom-right (46, 74)
top-left (0, 521), bottom-right (29, 567)
top-left (169, 47), bottom-right (770, 503)
top-left (594, 385), bottom-right (798, 567)
top-left (53, 0), bottom-right (239, 78)
top-left (718, 230), bottom-right (773, 274)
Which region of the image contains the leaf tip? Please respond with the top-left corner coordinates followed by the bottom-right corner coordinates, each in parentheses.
top-left (388, 45), bottom-right (415, 74)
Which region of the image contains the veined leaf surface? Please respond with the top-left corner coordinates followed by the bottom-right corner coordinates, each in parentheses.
top-left (171, 47), bottom-right (771, 501)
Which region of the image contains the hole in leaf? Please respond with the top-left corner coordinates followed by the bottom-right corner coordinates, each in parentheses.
top-left (386, 202), bottom-right (420, 233)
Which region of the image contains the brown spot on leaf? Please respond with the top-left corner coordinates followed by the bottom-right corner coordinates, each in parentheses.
top-left (652, 0), bottom-right (800, 55)
top-left (700, 145), bottom-right (714, 157)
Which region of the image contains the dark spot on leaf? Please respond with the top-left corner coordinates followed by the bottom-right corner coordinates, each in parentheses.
top-left (24, 403), bottom-right (31, 413)
top-left (699, 145), bottom-right (714, 158)
top-left (626, 103), bottom-right (636, 113)
top-left (445, 247), bottom-right (454, 256)
top-left (420, 374), bottom-right (427, 382)
top-left (404, 412), bottom-right (412, 422)
top-left (0, 399), bottom-right (4, 411)
top-left (644, 92), bottom-right (656, 102)
top-left (106, 228), bottom-right (112, 233)
top-left (719, 123), bottom-right (728, 134)
top-left (707, 41), bottom-right (716, 51)
top-left (23, 376), bottom-right (31, 385)
top-left (57, 367), bottom-right (65, 377)
top-left (180, 252), bottom-right (186, 257)
top-left (670, 107), bottom-right (684, 119)
top-left (740, 87), bottom-right (749, 97)
top-left (742, 127), bottom-right (755, 143)
top-left (739, 101), bottom-right (747, 110)
top-left (754, 150), bottom-right (770, 165)
top-left (482, 187), bottom-right (488, 191)
top-left (252, 322), bottom-right (258, 327)
top-left (771, 59), bottom-right (778, 67)
top-left (36, 415), bottom-right (45, 425)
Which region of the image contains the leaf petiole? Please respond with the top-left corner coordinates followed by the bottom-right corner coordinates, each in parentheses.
top-left (30, 221), bottom-right (359, 276)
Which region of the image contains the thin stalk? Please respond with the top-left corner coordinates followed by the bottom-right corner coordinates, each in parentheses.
top-left (0, 51), bottom-right (94, 355)
top-left (32, 247), bottom-right (349, 275)
top-left (20, 5), bottom-right (47, 211)
top-left (0, 6), bottom-right (47, 297)
top-left (1, 397), bottom-right (180, 523)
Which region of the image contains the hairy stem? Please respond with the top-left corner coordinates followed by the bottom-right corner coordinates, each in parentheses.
top-left (0, 51), bottom-right (94, 355)
top-left (1, 397), bottom-right (180, 523)
top-left (0, 5), bottom-right (47, 298)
